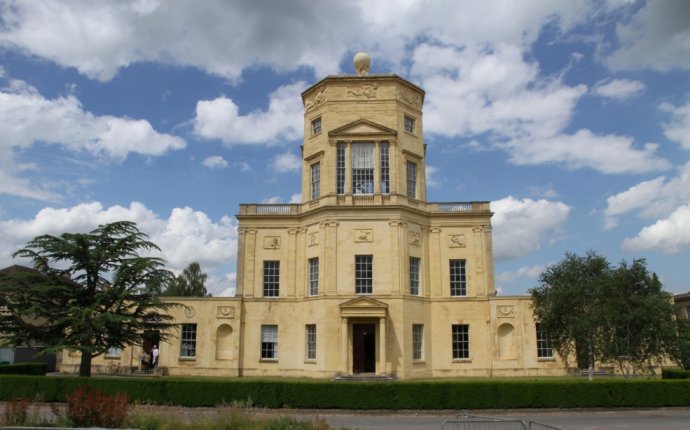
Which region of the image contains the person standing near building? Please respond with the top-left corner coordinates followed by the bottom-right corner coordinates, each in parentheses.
top-left (151, 345), bottom-right (159, 370)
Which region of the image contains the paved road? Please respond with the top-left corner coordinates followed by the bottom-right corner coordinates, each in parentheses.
top-left (277, 408), bottom-right (690, 430)
top-left (3, 403), bottom-right (689, 429)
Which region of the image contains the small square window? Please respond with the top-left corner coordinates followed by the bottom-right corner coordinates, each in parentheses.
top-left (311, 117), bottom-right (322, 135)
top-left (404, 115), bottom-right (415, 133)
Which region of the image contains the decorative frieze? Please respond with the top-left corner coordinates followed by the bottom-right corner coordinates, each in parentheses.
top-left (263, 236), bottom-right (281, 249)
top-left (308, 232), bottom-right (319, 247)
top-left (355, 229), bottom-right (373, 242)
top-left (184, 306), bottom-right (196, 319)
top-left (497, 305), bottom-right (515, 318)
top-left (304, 88), bottom-right (326, 112)
top-left (217, 306), bottom-right (235, 319)
top-left (449, 234), bottom-right (466, 248)
top-left (399, 88), bottom-right (422, 109)
top-left (347, 84), bottom-right (378, 99)
top-left (409, 232), bottom-right (421, 246)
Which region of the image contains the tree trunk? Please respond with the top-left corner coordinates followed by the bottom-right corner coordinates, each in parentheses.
top-left (79, 353), bottom-right (92, 377)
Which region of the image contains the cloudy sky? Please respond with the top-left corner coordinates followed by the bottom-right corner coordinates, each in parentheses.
top-left (1, 0), bottom-right (689, 296)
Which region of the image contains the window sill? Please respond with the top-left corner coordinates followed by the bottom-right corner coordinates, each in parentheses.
top-left (452, 359), bottom-right (472, 363)
top-left (304, 359), bottom-right (316, 364)
top-left (412, 360), bottom-right (426, 365)
top-left (260, 358), bottom-right (278, 363)
top-left (179, 357), bottom-right (196, 361)
top-left (104, 356), bottom-right (121, 360)
top-left (537, 357), bottom-right (556, 362)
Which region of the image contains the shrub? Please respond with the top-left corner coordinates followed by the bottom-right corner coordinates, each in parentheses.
top-left (0, 363), bottom-right (47, 375)
top-left (2, 398), bottom-right (29, 426)
top-left (662, 368), bottom-right (690, 379)
top-left (66, 385), bottom-right (131, 428)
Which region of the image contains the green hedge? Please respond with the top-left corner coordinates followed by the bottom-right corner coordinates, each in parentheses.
top-left (662, 368), bottom-right (690, 379)
top-left (0, 363), bottom-right (47, 375)
top-left (1, 376), bottom-right (690, 409)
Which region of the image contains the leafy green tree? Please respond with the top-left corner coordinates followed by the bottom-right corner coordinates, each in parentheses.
top-left (0, 221), bottom-right (178, 377)
top-left (531, 251), bottom-right (683, 375)
top-left (161, 262), bottom-right (210, 297)
top-left (530, 251), bottom-right (609, 369)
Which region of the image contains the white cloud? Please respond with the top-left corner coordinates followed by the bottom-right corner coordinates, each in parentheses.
top-left (660, 98), bottom-right (690, 150)
top-left (272, 151), bottom-right (301, 173)
top-left (0, 79), bottom-right (185, 200)
top-left (507, 130), bottom-right (670, 174)
top-left (289, 193), bottom-right (301, 204)
top-left (607, 1), bottom-right (690, 72)
top-left (492, 196), bottom-right (571, 261)
top-left (496, 264), bottom-right (546, 283)
top-left (0, 1), bottom-right (596, 82)
top-left (592, 78), bottom-right (645, 100)
top-left (604, 162), bottom-right (690, 229)
top-left (202, 155), bottom-right (228, 169)
top-left (0, 202), bottom-right (237, 296)
top-left (425, 165), bottom-right (441, 188)
top-left (622, 203), bottom-right (690, 254)
top-left (193, 82), bottom-right (303, 145)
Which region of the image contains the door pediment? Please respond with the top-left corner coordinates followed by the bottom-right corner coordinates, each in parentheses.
top-left (339, 296), bottom-right (388, 318)
top-left (328, 119), bottom-right (397, 139)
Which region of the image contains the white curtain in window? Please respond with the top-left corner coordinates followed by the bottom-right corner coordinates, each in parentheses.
top-left (352, 143), bottom-right (374, 168)
top-left (262, 326), bottom-right (277, 342)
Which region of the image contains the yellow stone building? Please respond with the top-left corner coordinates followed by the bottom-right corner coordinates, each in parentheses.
top-left (60, 54), bottom-right (566, 379)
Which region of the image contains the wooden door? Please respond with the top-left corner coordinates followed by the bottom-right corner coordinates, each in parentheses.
top-left (353, 323), bottom-right (376, 373)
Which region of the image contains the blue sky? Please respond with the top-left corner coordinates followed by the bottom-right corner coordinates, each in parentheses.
top-left (1, 0), bottom-right (689, 296)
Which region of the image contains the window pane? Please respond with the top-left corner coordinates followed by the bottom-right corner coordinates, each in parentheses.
top-left (336, 143), bottom-right (346, 195)
top-left (404, 115), bottom-right (415, 133)
top-left (311, 117), bottom-right (321, 135)
top-left (355, 255), bottom-right (373, 294)
top-left (412, 324), bottom-right (424, 360)
top-left (450, 259), bottom-right (467, 296)
top-left (263, 261), bottom-right (280, 297)
top-left (380, 142), bottom-right (390, 194)
top-left (308, 257), bottom-right (319, 296)
top-left (261, 325), bottom-right (278, 359)
top-left (180, 323), bottom-right (197, 358)
top-left (536, 323), bottom-right (554, 358)
top-left (306, 324), bottom-right (316, 360)
top-left (311, 162), bottom-right (320, 200)
top-left (409, 257), bottom-right (420, 295)
top-left (452, 324), bottom-right (469, 359)
top-left (406, 161), bottom-right (417, 199)
top-left (352, 143), bottom-right (374, 194)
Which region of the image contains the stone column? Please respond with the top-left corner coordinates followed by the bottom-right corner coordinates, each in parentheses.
top-left (345, 142), bottom-right (352, 195)
top-left (243, 229), bottom-right (257, 298)
top-left (287, 228), bottom-right (298, 298)
top-left (379, 316), bottom-right (387, 375)
top-left (341, 317), bottom-right (349, 375)
top-left (323, 221), bottom-right (339, 295)
top-left (235, 228), bottom-right (247, 296)
top-left (389, 220), bottom-right (407, 295)
top-left (428, 227), bottom-right (442, 297)
top-left (473, 226), bottom-right (486, 297)
top-left (374, 141), bottom-right (381, 194)
top-left (484, 225), bottom-right (496, 295)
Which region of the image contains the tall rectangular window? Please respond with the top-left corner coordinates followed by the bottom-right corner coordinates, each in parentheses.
top-left (305, 324), bottom-right (316, 360)
top-left (261, 325), bottom-right (278, 359)
top-left (355, 255), bottom-right (373, 294)
top-left (336, 143), bottom-right (345, 195)
top-left (311, 117), bottom-right (321, 135)
top-left (308, 257), bottom-right (319, 296)
top-left (380, 142), bottom-right (390, 194)
top-left (180, 323), bottom-right (197, 358)
top-left (263, 261), bottom-right (280, 297)
top-left (311, 162), bottom-right (320, 200)
top-left (452, 324), bottom-right (469, 359)
top-left (450, 259), bottom-right (467, 296)
top-left (409, 257), bottom-right (420, 295)
top-left (536, 323), bottom-right (554, 358)
top-left (406, 161), bottom-right (417, 199)
top-left (412, 324), bottom-right (424, 360)
top-left (352, 143), bottom-right (374, 194)
top-left (404, 115), bottom-right (415, 133)
top-left (106, 346), bottom-right (121, 358)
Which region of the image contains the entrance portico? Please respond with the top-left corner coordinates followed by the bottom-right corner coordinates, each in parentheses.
top-left (339, 297), bottom-right (388, 375)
